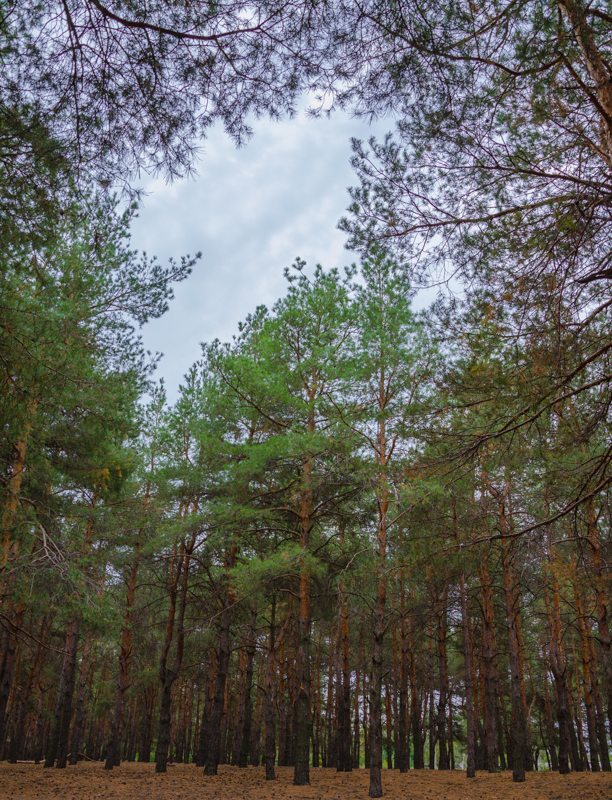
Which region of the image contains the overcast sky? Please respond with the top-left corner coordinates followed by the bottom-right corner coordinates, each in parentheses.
top-left (130, 107), bottom-right (391, 401)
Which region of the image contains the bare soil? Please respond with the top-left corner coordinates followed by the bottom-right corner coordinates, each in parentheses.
top-left (1, 762), bottom-right (611, 800)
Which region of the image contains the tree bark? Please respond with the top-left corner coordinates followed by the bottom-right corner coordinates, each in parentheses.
top-left (0, 604), bottom-right (25, 757)
top-left (484, 477), bottom-right (527, 782)
top-left (156, 532), bottom-right (193, 773)
top-left (47, 619), bottom-right (80, 769)
top-left (478, 551), bottom-right (498, 772)
top-left (397, 586), bottom-right (409, 772)
top-left (293, 438), bottom-right (314, 786)
top-left (575, 578), bottom-right (602, 771)
top-left (434, 576), bottom-right (450, 770)
top-left (459, 572), bottom-right (476, 778)
top-left (238, 605), bottom-right (258, 767)
top-left (586, 498), bottom-right (612, 769)
top-left (204, 545), bottom-right (235, 776)
top-left (369, 572), bottom-right (386, 797)
top-left (68, 631), bottom-right (93, 765)
top-left (105, 530), bottom-right (143, 770)
top-left (1, 397), bottom-right (37, 568)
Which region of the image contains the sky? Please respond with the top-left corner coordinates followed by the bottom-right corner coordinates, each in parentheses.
top-left (129, 106), bottom-right (391, 401)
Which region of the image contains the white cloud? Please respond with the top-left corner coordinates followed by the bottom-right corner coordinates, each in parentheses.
top-left (130, 106), bottom-right (392, 399)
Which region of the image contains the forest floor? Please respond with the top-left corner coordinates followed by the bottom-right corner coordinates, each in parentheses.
top-left (1, 762), bottom-right (611, 800)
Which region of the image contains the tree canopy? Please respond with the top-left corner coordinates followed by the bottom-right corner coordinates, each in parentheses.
top-left (3, 2), bottom-right (612, 798)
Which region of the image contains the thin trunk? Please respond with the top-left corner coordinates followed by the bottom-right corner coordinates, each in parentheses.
top-left (294, 438), bottom-right (314, 786)
top-left (264, 597), bottom-right (278, 780)
top-left (575, 579), bottom-right (601, 771)
top-left (238, 605), bottom-right (258, 767)
top-left (385, 681), bottom-right (393, 768)
top-left (544, 516), bottom-right (573, 773)
top-left (155, 538), bottom-right (182, 774)
top-left (409, 604), bottom-right (423, 769)
top-left (0, 604), bottom-right (25, 755)
top-left (9, 616), bottom-right (51, 764)
top-left (196, 655), bottom-right (214, 766)
top-left (571, 641), bottom-right (588, 770)
top-left (54, 620), bottom-right (80, 769)
top-left (427, 662), bottom-right (435, 771)
top-left (68, 631), bottom-right (93, 765)
top-left (369, 573), bottom-right (386, 796)
top-left (232, 649), bottom-right (246, 765)
top-left (484, 477), bottom-right (527, 782)
top-left (278, 632), bottom-right (287, 766)
top-left (354, 622), bottom-right (363, 768)
top-left (204, 545), bottom-right (235, 776)
top-left (341, 586), bottom-right (352, 772)
top-left (586, 498), bottom-right (612, 769)
top-left (44, 619), bottom-right (79, 768)
top-left (391, 606), bottom-right (399, 769)
top-left (478, 553), bottom-right (498, 772)
top-left (324, 622), bottom-right (335, 769)
top-left (105, 529), bottom-right (143, 770)
top-left (156, 533), bottom-right (193, 773)
top-left (460, 572), bottom-right (476, 778)
top-left (434, 577), bottom-right (450, 770)
top-left (250, 666), bottom-right (264, 767)
top-left (543, 649), bottom-right (559, 771)
top-left (398, 585), bottom-right (409, 772)
top-left (335, 612), bottom-right (344, 771)
top-left (312, 631), bottom-right (321, 767)
top-left (500, 533), bottom-right (527, 782)
top-left (369, 404), bottom-right (389, 799)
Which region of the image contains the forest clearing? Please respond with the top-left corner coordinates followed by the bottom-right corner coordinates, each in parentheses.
top-left (2, 763), bottom-right (612, 800)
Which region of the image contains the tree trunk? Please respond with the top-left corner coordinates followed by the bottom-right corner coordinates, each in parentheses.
top-left (238, 605), bottom-right (257, 767)
top-left (105, 531), bottom-right (142, 770)
top-left (250, 669), bottom-right (264, 767)
top-left (434, 577), bottom-right (450, 770)
top-left (69, 631), bottom-right (93, 765)
top-left (8, 616), bottom-right (42, 764)
top-left (369, 574), bottom-right (386, 797)
top-left (195, 654), bottom-right (214, 767)
top-left (368, 406), bottom-right (390, 798)
top-left (542, 653), bottom-right (559, 771)
top-left (409, 604), bottom-right (424, 770)
top-left (293, 438), bottom-right (314, 786)
top-left (340, 586), bottom-right (352, 772)
top-left (156, 533), bottom-right (193, 773)
top-left (264, 597), bottom-right (280, 780)
top-left (44, 619), bottom-right (80, 769)
top-left (460, 572), bottom-right (476, 778)
top-left (575, 580), bottom-right (601, 771)
top-left (586, 498), bottom-right (612, 770)
top-left (0, 605), bottom-right (25, 757)
top-left (385, 681), bottom-right (393, 768)
top-left (204, 545), bottom-right (235, 776)
top-left (484, 477), bottom-right (527, 782)
top-left (500, 534), bottom-right (527, 782)
top-left (398, 585), bottom-right (409, 772)
top-left (354, 623), bottom-right (363, 768)
top-left (478, 552), bottom-right (498, 773)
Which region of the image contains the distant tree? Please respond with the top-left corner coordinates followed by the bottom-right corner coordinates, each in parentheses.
top-left (349, 248), bottom-right (432, 796)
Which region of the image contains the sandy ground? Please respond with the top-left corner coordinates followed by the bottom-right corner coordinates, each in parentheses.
top-left (1, 762), bottom-right (611, 800)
